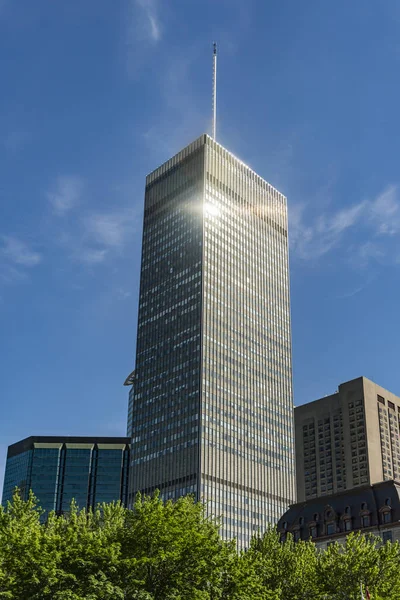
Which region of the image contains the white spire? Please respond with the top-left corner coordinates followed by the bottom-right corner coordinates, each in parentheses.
top-left (212, 42), bottom-right (217, 140)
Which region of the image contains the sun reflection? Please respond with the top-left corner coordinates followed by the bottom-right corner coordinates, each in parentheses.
top-left (204, 202), bottom-right (220, 217)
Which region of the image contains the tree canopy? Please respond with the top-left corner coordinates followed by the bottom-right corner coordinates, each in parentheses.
top-left (0, 490), bottom-right (399, 599)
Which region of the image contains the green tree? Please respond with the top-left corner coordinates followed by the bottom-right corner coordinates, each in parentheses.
top-left (3, 489), bottom-right (400, 600)
top-left (244, 527), bottom-right (322, 599)
top-left (318, 532), bottom-right (400, 600)
top-left (0, 491), bottom-right (59, 600)
top-left (117, 491), bottom-right (238, 600)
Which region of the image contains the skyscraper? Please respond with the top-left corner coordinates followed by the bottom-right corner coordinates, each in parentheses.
top-left (295, 376), bottom-right (400, 503)
top-left (128, 134), bottom-right (295, 546)
top-left (2, 436), bottom-right (130, 514)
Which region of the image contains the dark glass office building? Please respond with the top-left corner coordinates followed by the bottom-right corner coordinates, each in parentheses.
top-left (2, 436), bottom-right (130, 514)
top-left (129, 134), bottom-right (295, 547)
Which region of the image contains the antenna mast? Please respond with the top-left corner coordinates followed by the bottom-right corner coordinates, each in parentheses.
top-left (212, 42), bottom-right (217, 139)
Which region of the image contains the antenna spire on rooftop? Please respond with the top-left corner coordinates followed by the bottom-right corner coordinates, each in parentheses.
top-left (212, 42), bottom-right (217, 140)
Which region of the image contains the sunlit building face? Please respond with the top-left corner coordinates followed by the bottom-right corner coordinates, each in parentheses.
top-left (129, 134), bottom-right (295, 548)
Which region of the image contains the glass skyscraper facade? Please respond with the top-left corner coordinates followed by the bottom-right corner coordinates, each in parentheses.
top-left (2, 436), bottom-right (130, 514)
top-left (129, 134), bottom-right (295, 546)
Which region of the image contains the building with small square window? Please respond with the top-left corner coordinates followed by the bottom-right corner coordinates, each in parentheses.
top-left (295, 377), bottom-right (400, 502)
top-left (2, 436), bottom-right (130, 514)
top-left (277, 479), bottom-right (400, 549)
top-left (127, 134), bottom-right (295, 548)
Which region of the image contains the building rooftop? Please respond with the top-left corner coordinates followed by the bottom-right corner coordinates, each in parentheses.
top-left (7, 436), bottom-right (130, 458)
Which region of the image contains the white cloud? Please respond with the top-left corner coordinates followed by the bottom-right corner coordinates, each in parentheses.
top-left (1, 236), bottom-right (41, 267)
top-left (124, 0), bottom-right (162, 78)
top-left (47, 176), bottom-right (83, 217)
top-left (0, 264), bottom-right (28, 285)
top-left (117, 288), bottom-right (132, 300)
top-left (83, 209), bottom-right (137, 249)
top-left (63, 207), bottom-right (140, 266)
top-left (290, 184), bottom-right (400, 265)
top-left (0, 236), bottom-right (41, 286)
top-left (134, 0), bottom-right (161, 43)
top-left (368, 185), bottom-right (400, 235)
top-left (78, 248), bottom-right (109, 265)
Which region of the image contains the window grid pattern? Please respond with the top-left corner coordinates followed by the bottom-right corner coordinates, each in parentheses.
top-left (129, 135), bottom-right (295, 548)
top-left (349, 400), bottom-right (368, 486)
top-left (303, 422), bottom-right (317, 499)
top-left (317, 418), bottom-right (333, 496)
top-left (302, 411), bottom-right (346, 500)
top-left (130, 141), bottom-right (205, 500)
top-left (201, 140), bottom-right (295, 548)
top-left (2, 443), bottom-right (129, 513)
top-left (378, 399), bottom-right (400, 481)
top-left (2, 450), bottom-right (33, 504)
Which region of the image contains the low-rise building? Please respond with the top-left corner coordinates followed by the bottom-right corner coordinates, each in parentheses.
top-left (277, 480), bottom-right (400, 549)
top-left (2, 436), bottom-right (130, 514)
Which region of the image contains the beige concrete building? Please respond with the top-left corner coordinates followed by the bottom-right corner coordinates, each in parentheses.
top-left (295, 377), bottom-right (400, 502)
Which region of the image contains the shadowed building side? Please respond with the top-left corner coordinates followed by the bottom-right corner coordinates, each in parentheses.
top-left (277, 479), bottom-right (400, 549)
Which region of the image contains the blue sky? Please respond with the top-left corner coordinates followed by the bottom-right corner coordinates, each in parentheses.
top-left (2, 0), bottom-right (400, 489)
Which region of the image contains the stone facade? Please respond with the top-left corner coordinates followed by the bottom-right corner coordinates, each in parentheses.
top-left (277, 479), bottom-right (400, 549)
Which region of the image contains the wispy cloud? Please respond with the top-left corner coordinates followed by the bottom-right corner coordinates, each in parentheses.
top-left (367, 185), bottom-right (400, 235)
top-left (141, 47), bottom-right (208, 160)
top-left (83, 210), bottom-right (136, 249)
top-left (78, 248), bottom-right (109, 265)
top-left (290, 184), bottom-right (400, 266)
top-left (125, 0), bottom-right (162, 77)
top-left (44, 172), bottom-right (140, 269)
top-left (47, 176), bottom-right (83, 217)
top-left (0, 264), bottom-right (28, 285)
top-left (133, 0), bottom-right (161, 43)
top-left (60, 207), bottom-right (140, 266)
top-left (83, 210), bottom-right (137, 250)
top-left (1, 236), bottom-right (41, 267)
top-left (0, 236), bottom-right (41, 285)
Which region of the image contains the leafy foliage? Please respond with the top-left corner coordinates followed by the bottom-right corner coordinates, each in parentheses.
top-left (1, 490), bottom-right (400, 599)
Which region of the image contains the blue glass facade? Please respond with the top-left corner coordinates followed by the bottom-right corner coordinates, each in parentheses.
top-left (30, 447), bottom-right (61, 513)
top-left (2, 437), bottom-right (130, 514)
top-left (2, 449), bottom-right (32, 505)
top-left (60, 447), bottom-right (92, 512)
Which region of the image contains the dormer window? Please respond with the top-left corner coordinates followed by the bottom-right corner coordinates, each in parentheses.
top-left (327, 523), bottom-right (336, 535)
top-left (362, 515), bottom-right (370, 527)
top-left (310, 525), bottom-right (317, 538)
